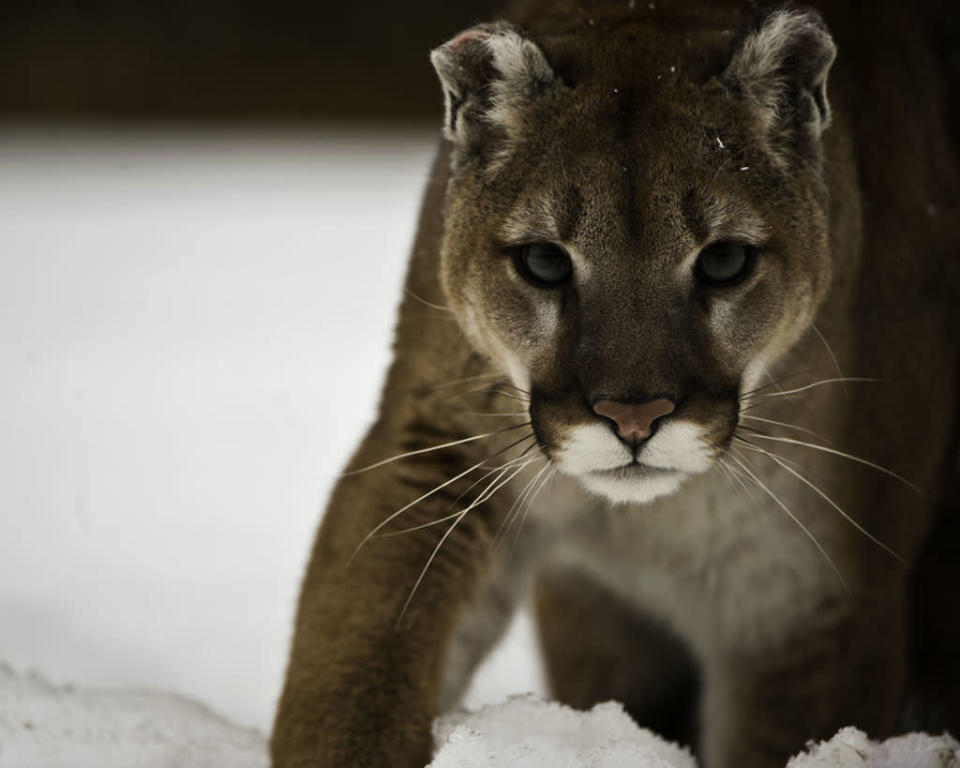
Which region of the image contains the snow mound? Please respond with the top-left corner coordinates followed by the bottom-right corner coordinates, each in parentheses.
top-left (431, 696), bottom-right (960, 768)
top-left (788, 727), bottom-right (960, 768)
top-left (430, 695), bottom-right (696, 768)
top-left (2, 664), bottom-right (957, 768)
top-left (0, 663), bottom-right (268, 768)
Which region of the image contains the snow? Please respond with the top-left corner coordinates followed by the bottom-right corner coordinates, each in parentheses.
top-left (3, 665), bottom-right (956, 768)
top-left (0, 663), bottom-right (267, 767)
top-left (430, 699), bottom-right (960, 768)
top-left (430, 696), bottom-right (696, 768)
top-left (787, 727), bottom-right (960, 768)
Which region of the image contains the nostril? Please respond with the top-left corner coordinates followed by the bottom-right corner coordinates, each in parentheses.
top-left (592, 397), bottom-right (676, 444)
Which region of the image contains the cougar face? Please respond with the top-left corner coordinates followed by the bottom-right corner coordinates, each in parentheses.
top-left (435, 18), bottom-right (834, 503)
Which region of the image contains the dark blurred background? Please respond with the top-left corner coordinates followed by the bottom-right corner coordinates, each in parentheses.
top-left (0, 0), bottom-right (958, 130)
top-left (0, 0), bottom-right (505, 121)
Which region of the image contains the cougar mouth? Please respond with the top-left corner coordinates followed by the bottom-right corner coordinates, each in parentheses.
top-left (591, 462), bottom-right (681, 481)
top-left (547, 415), bottom-right (720, 503)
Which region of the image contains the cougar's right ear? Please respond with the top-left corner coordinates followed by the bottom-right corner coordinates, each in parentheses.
top-left (430, 23), bottom-right (554, 162)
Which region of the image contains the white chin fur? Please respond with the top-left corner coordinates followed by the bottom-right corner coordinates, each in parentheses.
top-left (578, 471), bottom-right (686, 504)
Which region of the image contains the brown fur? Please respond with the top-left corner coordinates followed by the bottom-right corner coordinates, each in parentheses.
top-left (272, 2), bottom-right (960, 766)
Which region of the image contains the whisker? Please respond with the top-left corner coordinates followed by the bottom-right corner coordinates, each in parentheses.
top-left (461, 451), bottom-right (533, 489)
top-left (425, 371), bottom-right (505, 392)
top-left (719, 453), bottom-right (765, 507)
top-left (474, 437), bottom-right (538, 470)
top-left (343, 422), bottom-right (531, 476)
top-left (377, 453), bottom-right (534, 538)
top-left (347, 462), bottom-right (483, 566)
top-left (435, 381), bottom-right (529, 408)
top-left (727, 451), bottom-right (850, 596)
top-left (397, 458), bottom-right (534, 624)
top-left (487, 393), bottom-right (530, 405)
top-left (397, 512), bottom-right (467, 626)
top-left (481, 438), bottom-right (538, 467)
top-left (752, 449), bottom-right (906, 564)
top-left (759, 377), bottom-right (884, 399)
top-left (381, 457), bottom-right (536, 539)
top-left (379, 510), bottom-right (465, 539)
top-left (748, 434), bottom-right (922, 494)
top-left (738, 370), bottom-right (812, 400)
top-left (404, 287), bottom-right (451, 312)
top-left (764, 370), bottom-right (788, 396)
top-left (734, 435), bottom-right (805, 472)
top-left (511, 463), bottom-right (557, 550)
top-left (494, 382), bottom-right (532, 397)
top-left (739, 414), bottom-right (831, 443)
top-left (737, 399), bottom-right (787, 416)
top-left (715, 458), bottom-right (737, 492)
top-left (496, 460), bottom-right (550, 547)
top-left (810, 322), bottom-right (846, 393)
top-left (485, 385), bottom-right (531, 403)
top-left (346, 432), bottom-right (535, 565)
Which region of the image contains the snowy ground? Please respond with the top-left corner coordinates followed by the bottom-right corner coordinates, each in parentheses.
top-left (2, 666), bottom-right (958, 767)
top-left (0, 123), bottom-right (544, 734)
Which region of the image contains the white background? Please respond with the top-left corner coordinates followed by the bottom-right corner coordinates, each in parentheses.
top-left (0, 124), bottom-right (542, 731)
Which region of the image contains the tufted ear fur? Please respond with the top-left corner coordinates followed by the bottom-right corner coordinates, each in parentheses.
top-left (430, 23), bottom-right (554, 163)
top-left (721, 8), bottom-right (836, 162)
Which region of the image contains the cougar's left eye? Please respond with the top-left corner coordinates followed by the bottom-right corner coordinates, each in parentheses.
top-left (695, 242), bottom-right (755, 286)
top-left (513, 243), bottom-right (572, 287)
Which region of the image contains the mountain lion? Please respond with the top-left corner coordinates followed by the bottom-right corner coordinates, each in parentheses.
top-left (272, 1), bottom-right (960, 766)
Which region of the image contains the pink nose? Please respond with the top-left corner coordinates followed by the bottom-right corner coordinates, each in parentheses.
top-left (592, 397), bottom-right (676, 444)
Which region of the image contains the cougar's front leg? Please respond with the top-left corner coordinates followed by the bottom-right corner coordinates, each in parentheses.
top-left (700, 596), bottom-right (905, 768)
top-left (271, 425), bottom-right (526, 768)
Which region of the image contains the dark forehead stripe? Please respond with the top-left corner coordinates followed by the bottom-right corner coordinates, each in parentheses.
top-left (614, 86), bottom-right (642, 241)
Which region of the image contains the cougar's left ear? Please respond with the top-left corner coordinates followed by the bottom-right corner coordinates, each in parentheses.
top-left (721, 8), bottom-right (836, 161)
top-left (430, 23), bottom-right (555, 164)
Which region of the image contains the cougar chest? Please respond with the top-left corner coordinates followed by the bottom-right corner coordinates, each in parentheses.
top-left (546, 470), bottom-right (848, 657)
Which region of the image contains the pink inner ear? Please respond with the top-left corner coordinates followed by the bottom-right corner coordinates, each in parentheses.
top-left (446, 29), bottom-right (491, 51)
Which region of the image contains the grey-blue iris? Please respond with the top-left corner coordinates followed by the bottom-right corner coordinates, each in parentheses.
top-left (514, 243), bottom-right (573, 287)
top-left (695, 242), bottom-right (753, 285)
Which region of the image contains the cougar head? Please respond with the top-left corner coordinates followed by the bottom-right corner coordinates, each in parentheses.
top-left (431, 7), bottom-right (837, 503)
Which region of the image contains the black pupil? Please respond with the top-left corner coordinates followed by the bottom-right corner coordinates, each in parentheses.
top-left (697, 243), bottom-right (750, 284)
top-left (519, 243), bottom-right (571, 285)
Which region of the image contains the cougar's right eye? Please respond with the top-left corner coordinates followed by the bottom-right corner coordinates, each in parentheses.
top-left (695, 241), bottom-right (755, 286)
top-left (512, 243), bottom-right (572, 288)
